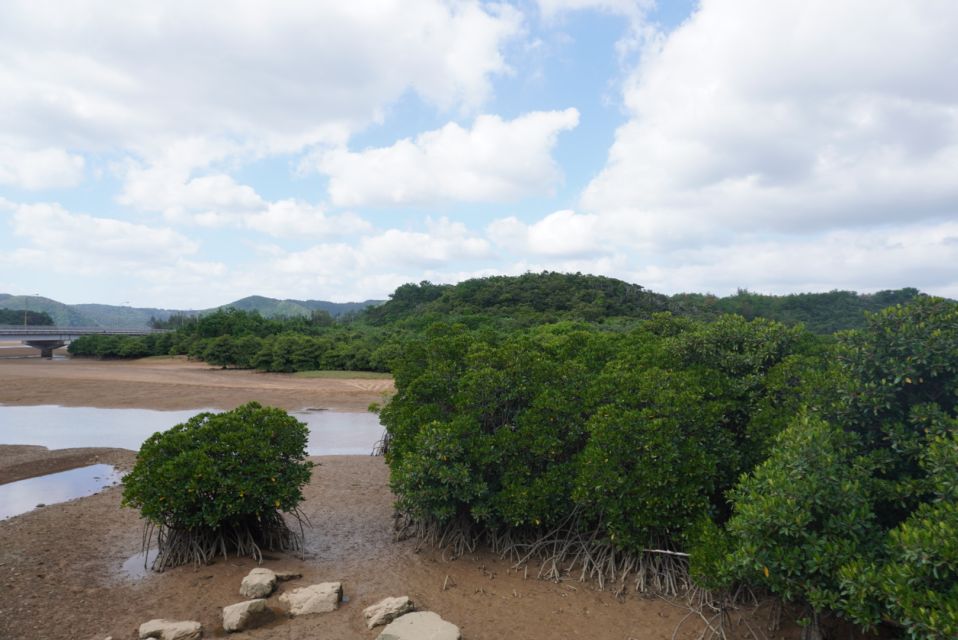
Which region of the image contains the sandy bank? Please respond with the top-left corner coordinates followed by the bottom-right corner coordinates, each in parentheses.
top-left (0, 356), bottom-right (394, 411)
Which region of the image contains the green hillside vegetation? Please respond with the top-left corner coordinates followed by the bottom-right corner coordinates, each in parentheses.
top-left (0, 308), bottom-right (54, 325)
top-left (361, 272), bottom-right (670, 327)
top-left (671, 287), bottom-right (922, 333)
top-left (74, 303), bottom-right (185, 329)
top-left (223, 295), bottom-right (380, 318)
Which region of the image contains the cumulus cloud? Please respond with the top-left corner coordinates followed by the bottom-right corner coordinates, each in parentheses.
top-left (361, 218), bottom-right (492, 266)
top-left (3, 202), bottom-right (224, 278)
top-left (244, 201), bottom-right (370, 238)
top-left (0, 145), bottom-right (85, 190)
top-left (628, 220), bottom-right (958, 298)
top-left (487, 210), bottom-right (604, 258)
top-left (0, 1), bottom-right (522, 158)
top-left (313, 109), bottom-right (580, 207)
top-left (537, 0), bottom-right (652, 25)
top-left (580, 0), bottom-right (958, 241)
top-left (118, 149), bottom-right (371, 238)
top-left (227, 219), bottom-right (493, 302)
top-left (121, 170), bottom-right (265, 225)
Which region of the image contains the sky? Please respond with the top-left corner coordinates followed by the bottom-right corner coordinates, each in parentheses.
top-left (1, 0), bottom-right (957, 308)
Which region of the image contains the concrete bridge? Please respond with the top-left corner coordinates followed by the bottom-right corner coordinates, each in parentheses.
top-left (0, 326), bottom-right (164, 358)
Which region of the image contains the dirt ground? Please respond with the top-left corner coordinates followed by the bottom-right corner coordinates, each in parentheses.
top-left (0, 354), bottom-right (394, 412)
top-left (0, 356), bottom-right (799, 640)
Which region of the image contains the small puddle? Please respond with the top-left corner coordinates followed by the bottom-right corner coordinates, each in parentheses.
top-left (120, 548), bottom-right (159, 581)
top-left (0, 464), bottom-right (122, 520)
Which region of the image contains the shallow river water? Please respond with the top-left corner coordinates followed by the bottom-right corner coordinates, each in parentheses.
top-left (0, 404), bottom-right (385, 455)
top-left (0, 463), bottom-right (122, 520)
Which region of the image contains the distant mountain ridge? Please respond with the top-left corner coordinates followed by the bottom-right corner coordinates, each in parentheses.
top-left (0, 294), bottom-right (383, 328)
top-left (223, 296), bottom-right (379, 319)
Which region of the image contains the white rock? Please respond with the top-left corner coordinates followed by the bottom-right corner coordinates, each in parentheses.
top-left (278, 582), bottom-right (342, 616)
top-left (138, 619), bottom-right (203, 640)
top-left (222, 598), bottom-right (274, 632)
top-left (376, 611), bottom-right (461, 640)
top-left (239, 567), bottom-right (277, 599)
top-left (363, 596), bottom-right (415, 629)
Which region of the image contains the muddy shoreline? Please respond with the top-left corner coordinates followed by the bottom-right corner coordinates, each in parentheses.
top-left (0, 445), bottom-right (135, 484)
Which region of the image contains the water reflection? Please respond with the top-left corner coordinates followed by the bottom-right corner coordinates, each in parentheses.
top-left (0, 405), bottom-right (384, 455)
top-left (0, 464), bottom-right (122, 520)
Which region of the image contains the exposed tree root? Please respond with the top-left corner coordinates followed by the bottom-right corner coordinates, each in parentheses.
top-left (395, 509), bottom-right (783, 640)
top-left (395, 508), bottom-right (694, 595)
top-left (394, 511), bottom-right (480, 560)
top-left (371, 431), bottom-right (390, 457)
top-left (142, 508), bottom-right (309, 572)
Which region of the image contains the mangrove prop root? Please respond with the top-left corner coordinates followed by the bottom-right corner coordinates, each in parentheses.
top-left (141, 509), bottom-right (308, 572)
top-left (371, 431), bottom-right (390, 457)
top-left (395, 508), bottom-right (693, 596)
top-left (396, 508), bottom-right (776, 640)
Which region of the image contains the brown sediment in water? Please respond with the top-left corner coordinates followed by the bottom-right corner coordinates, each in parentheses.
top-left (0, 357), bottom-right (798, 640)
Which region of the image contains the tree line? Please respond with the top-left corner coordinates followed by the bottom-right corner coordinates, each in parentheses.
top-left (68, 273), bottom-right (927, 374)
top-left (0, 309), bottom-right (54, 325)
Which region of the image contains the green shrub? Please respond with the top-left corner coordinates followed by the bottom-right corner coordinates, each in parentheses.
top-left (382, 315), bottom-right (814, 587)
top-left (840, 431), bottom-right (958, 639)
top-left (712, 414), bottom-right (880, 639)
top-left (695, 299), bottom-right (958, 637)
top-left (122, 402), bottom-right (314, 570)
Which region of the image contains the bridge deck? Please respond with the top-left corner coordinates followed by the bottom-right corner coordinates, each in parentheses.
top-left (0, 327), bottom-right (167, 341)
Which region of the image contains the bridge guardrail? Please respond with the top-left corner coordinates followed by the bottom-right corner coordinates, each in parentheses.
top-left (0, 326), bottom-right (171, 336)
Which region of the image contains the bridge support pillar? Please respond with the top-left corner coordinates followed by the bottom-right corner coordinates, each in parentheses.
top-left (25, 341), bottom-right (66, 358)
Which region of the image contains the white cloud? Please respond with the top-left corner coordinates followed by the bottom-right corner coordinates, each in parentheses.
top-left (361, 218), bottom-right (491, 266)
top-left (0, 145), bottom-right (85, 190)
top-left (628, 220), bottom-right (958, 299)
top-left (118, 150), bottom-right (371, 238)
top-left (314, 109), bottom-right (580, 207)
top-left (537, 0), bottom-right (651, 23)
top-left (121, 170), bottom-right (265, 225)
top-left (487, 210), bottom-right (603, 257)
top-left (0, 1), bottom-right (522, 159)
top-left (228, 218), bottom-right (493, 301)
top-left (244, 201), bottom-right (370, 238)
top-left (3, 202), bottom-right (224, 279)
top-left (580, 0), bottom-right (958, 241)
top-left (483, 211), bottom-right (958, 299)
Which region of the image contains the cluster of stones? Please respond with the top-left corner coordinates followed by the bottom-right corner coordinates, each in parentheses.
top-left (136, 567), bottom-right (461, 639)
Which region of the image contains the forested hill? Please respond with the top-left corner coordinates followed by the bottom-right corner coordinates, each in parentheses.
top-left (671, 287), bottom-right (923, 333)
top-left (360, 272), bottom-right (671, 327)
top-left (357, 272), bottom-right (927, 334)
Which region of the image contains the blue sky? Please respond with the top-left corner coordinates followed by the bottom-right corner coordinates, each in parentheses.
top-left (1, 1), bottom-right (956, 308)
